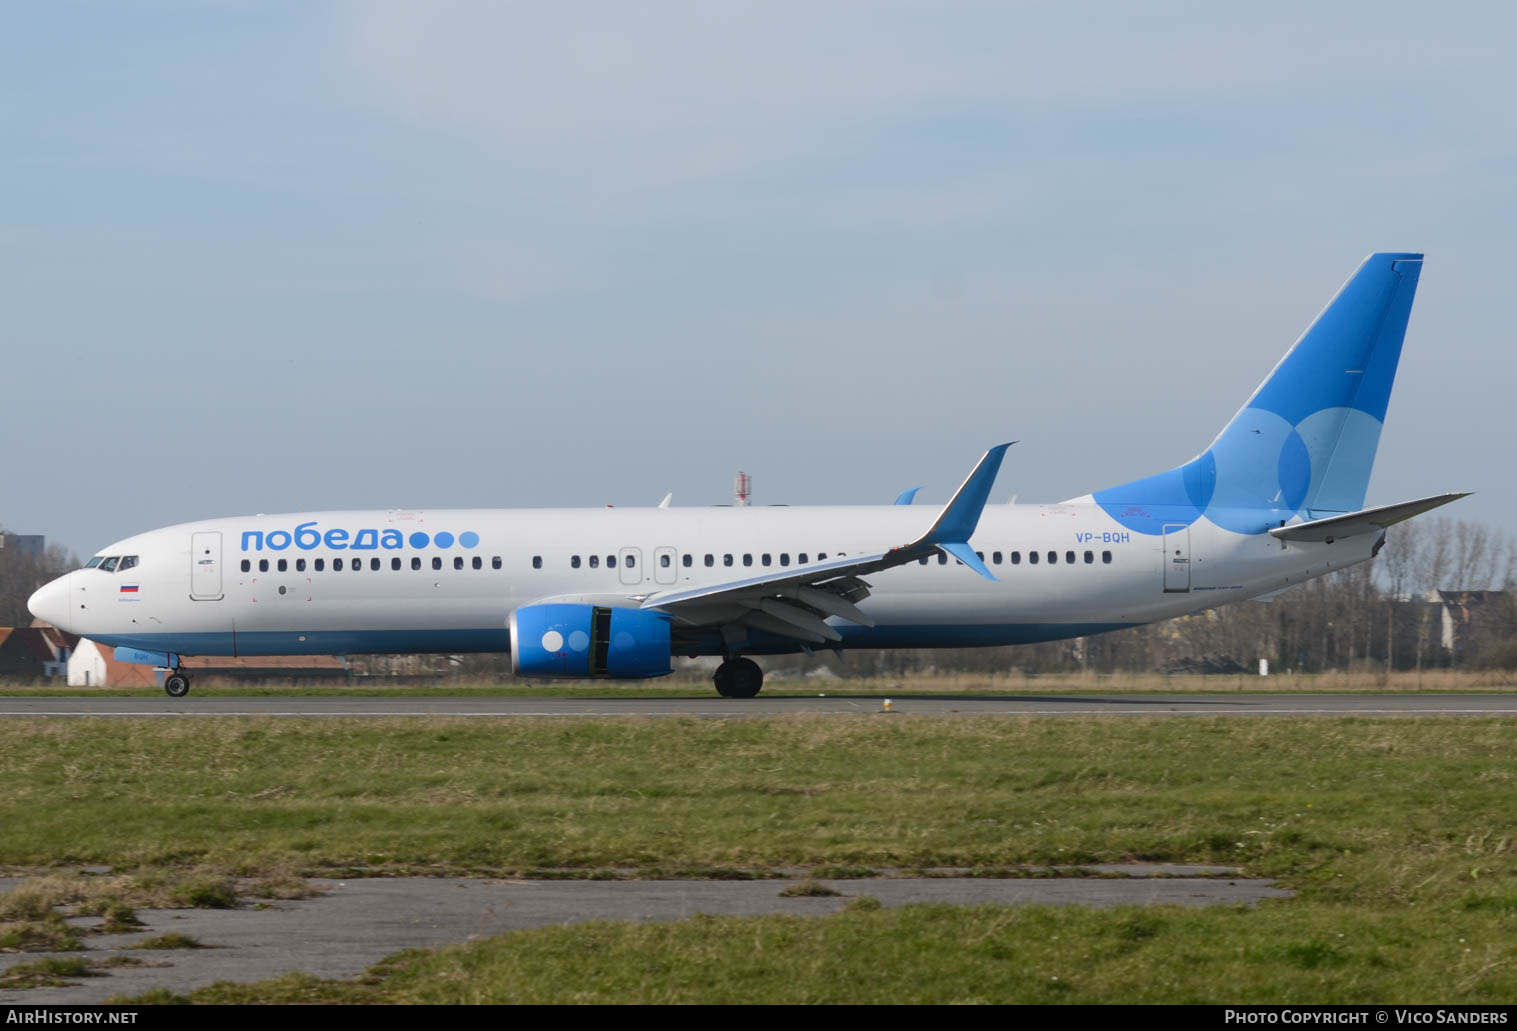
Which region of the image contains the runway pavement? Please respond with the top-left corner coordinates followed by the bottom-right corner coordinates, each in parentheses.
top-left (2, 693), bottom-right (1516, 717)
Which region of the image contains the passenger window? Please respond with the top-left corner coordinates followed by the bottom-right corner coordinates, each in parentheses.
top-left (1011, 551), bottom-right (1021, 565)
top-left (817, 553), bottom-right (827, 561)
top-left (433, 557), bottom-right (442, 570)
top-left (1065, 551), bottom-right (1076, 565)
top-left (259, 559), bottom-right (269, 572)
top-left (532, 556), bottom-right (542, 569)
top-left (472, 556), bottom-right (482, 570)
top-left (1028, 552), bottom-right (1039, 565)
top-left (682, 554), bottom-right (692, 568)
top-left (315, 558), bottom-right (325, 572)
top-left (992, 552), bottom-right (1002, 565)
top-left (724, 554), bottom-right (733, 567)
top-left (119, 556), bottom-right (138, 571)
top-left (704, 554), bottom-right (714, 567)
top-left (608, 556), bottom-right (617, 568)
top-left (798, 553), bottom-right (808, 564)
top-left (1084, 550), bottom-right (1094, 564)
top-left (371, 557), bottom-right (381, 571)
top-left (412, 557), bottom-right (421, 571)
top-left (333, 558), bottom-right (343, 571)
top-left (241, 559), bottom-right (251, 573)
top-left (492, 557), bottom-right (502, 570)
top-left (780, 553), bottom-right (790, 566)
top-left (278, 559), bottom-right (288, 572)
top-left (296, 558), bottom-right (306, 572)
top-left (571, 556), bottom-right (581, 568)
top-left (937, 553), bottom-right (947, 565)
top-left (626, 555), bottom-right (635, 568)
top-left (762, 554), bottom-right (771, 567)
top-left (393, 558), bottom-right (402, 571)
top-left (590, 555), bottom-right (600, 568)
top-left (1047, 551), bottom-right (1057, 564)
top-left (100, 557), bottom-right (119, 572)
top-left (454, 557), bottom-right (463, 570)
top-left (352, 559), bottom-right (361, 573)
top-left (1102, 550), bottom-right (1112, 564)
top-left (660, 554), bottom-right (671, 568)
top-left (743, 554), bottom-right (753, 567)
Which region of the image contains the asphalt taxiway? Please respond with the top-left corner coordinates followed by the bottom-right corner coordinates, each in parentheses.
top-left (0, 871), bottom-right (1289, 1004)
top-left (1, 693), bottom-right (1515, 718)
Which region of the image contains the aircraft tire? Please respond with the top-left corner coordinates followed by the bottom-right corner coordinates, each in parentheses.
top-left (164, 673), bottom-right (191, 698)
top-left (713, 657), bottom-right (763, 698)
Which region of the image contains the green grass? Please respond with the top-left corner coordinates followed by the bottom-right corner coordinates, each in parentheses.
top-left (111, 902), bottom-right (1516, 1004)
top-left (0, 716), bottom-right (1511, 878)
top-left (129, 933), bottom-right (207, 950)
top-left (3, 715), bottom-right (1513, 1004)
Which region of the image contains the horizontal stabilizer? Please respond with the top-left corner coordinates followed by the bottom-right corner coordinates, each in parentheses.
top-left (1268, 492), bottom-right (1470, 543)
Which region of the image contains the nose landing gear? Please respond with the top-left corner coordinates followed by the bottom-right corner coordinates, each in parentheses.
top-left (163, 671), bottom-right (191, 698)
top-left (713, 657), bottom-right (763, 698)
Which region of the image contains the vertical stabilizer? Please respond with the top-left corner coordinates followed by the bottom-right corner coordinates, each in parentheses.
top-left (1090, 253), bottom-right (1423, 535)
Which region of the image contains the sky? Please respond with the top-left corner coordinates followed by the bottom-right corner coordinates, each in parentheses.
top-left (3, 1), bottom-right (1514, 557)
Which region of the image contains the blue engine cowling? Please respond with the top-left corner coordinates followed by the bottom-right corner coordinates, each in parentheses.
top-left (510, 603), bottom-right (672, 679)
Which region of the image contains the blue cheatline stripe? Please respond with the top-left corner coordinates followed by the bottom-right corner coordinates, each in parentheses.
top-left (91, 622), bottom-right (1140, 664)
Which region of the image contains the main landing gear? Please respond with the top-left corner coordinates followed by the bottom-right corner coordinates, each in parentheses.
top-left (163, 671), bottom-right (191, 698)
top-left (713, 657), bottom-right (763, 699)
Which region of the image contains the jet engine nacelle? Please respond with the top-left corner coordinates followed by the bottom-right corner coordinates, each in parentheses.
top-left (509, 603), bottom-right (672, 679)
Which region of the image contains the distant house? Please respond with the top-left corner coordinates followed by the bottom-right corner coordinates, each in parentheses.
top-left (1437, 590), bottom-right (1512, 663)
top-left (67, 639), bottom-right (160, 687)
top-left (66, 640), bottom-right (348, 687)
top-left (0, 623), bottom-right (78, 679)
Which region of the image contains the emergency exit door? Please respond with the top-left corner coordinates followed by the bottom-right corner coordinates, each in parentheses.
top-left (1163, 524), bottom-right (1190, 593)
top-left (190, 532), bottom-right (223, 600)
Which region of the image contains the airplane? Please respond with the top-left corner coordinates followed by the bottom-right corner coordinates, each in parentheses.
top-left (28, 252), bottom-right (1466, 699)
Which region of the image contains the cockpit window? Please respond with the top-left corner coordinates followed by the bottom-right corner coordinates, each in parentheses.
top-left (84, 557), bottom-right (103, 569)
top-left (118, 556), bottom-right (139, 571)
top-left (99, 557), bottom-right (120, 572)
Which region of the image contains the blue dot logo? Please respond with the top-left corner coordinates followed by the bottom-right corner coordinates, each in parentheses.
top-left (408, 531), bottom-right (430, 549)
top-left (434, 531), bottom-right (455, 549)
top-left (459, 531), bottom-right (479, 549)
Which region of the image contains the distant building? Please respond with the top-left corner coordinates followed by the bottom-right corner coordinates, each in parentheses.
top-left (67, 639), bottom-right (348, 687)
top-left (1436, 590), bottom-right (1512, 662)
top-left (0, 624), bottom-right (77, 679)
top-left (0, 533), bottom-right (45, 559)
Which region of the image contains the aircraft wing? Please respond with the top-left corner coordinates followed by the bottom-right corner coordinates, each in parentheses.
top-left (1268, 492), bottom-right (1470, 544)
top-left (639, 444), bottom-right (1012, 646)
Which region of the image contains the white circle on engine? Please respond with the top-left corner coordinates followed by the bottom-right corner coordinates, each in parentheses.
top-left (541, 630), bottom-right (564, 652)
top-left (567, 630), bottom-right (589, 652)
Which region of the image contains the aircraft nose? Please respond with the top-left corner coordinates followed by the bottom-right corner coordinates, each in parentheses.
top-left (27, 572), bottom-right (74, 633)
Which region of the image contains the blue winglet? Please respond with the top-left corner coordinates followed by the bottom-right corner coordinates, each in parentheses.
top-left (916, 443), bottom-right (1013, 546)
top-left (940, 540), bottom-right (998, 581)
top-left (893, 487), bottom-right (921, 506)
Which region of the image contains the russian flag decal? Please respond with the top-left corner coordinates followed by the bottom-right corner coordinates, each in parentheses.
top-left (120, 585), bottom-right (139, 593)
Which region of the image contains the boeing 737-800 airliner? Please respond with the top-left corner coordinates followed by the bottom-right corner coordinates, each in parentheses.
top-left (29, 253), bottom-right (1465, 698)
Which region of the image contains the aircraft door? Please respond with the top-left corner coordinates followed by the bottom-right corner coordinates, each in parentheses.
top-left (1162, 524), bottom-right (1190, 593)
top-left (618, 547), bottom-right (642, 586)
top-left (190, 532), bottom-right (224, 600)
top-left (654, 547), bottom-right (678, 585)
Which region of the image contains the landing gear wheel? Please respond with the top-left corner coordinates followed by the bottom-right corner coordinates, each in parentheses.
top-left (164, 672), bottom-right (191, 698)
top-left (713, 657), bottom-right (763, 699)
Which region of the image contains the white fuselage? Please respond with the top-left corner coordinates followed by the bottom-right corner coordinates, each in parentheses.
top-left (39, 502), bottom-right (1372, 660)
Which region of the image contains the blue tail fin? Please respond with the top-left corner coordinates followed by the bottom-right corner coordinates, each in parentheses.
top-left (1091, 253), bottom-right (1424, 535)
